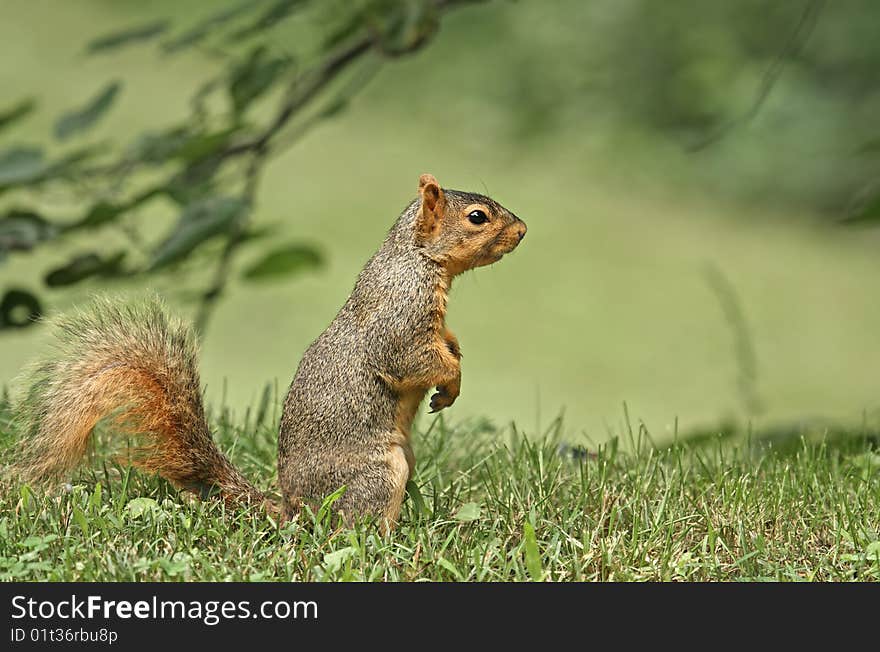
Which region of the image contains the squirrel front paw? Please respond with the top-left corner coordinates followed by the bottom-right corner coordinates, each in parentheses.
top-left (429, 384), bottom-right (459, 413)
top-left (444, 330), bottom-right (461, 359)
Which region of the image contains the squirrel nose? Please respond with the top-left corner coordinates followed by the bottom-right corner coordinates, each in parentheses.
top-left (516, 221), bottom-right (527, 241)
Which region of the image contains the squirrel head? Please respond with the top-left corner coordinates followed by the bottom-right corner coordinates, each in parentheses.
top-left (414, 173), bottom-right (526, 277)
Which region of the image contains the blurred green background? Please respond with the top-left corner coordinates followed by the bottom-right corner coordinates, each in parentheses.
top-left (2, 0), bottom-right (879, 441)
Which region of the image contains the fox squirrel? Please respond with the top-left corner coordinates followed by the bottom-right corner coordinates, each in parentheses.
top-left (11, 173), bottom-right (526, 529)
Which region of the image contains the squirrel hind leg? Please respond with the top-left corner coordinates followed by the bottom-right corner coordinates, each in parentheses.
top-left (379, 442), bottom-right (411, 532)
top-left (339, 441), bottom-right (409, 533)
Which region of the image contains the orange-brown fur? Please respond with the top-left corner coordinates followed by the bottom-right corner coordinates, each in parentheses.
top-left (11, 298), bottom-right (269, 511)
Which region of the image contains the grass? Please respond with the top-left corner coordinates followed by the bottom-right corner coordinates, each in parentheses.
top-left (1, 402), bottom-right (878, 582)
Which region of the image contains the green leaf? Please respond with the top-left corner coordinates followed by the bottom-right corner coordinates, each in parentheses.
top-left (44, 251), bottom-right (127, 287)
top-left (126, 497), bottom-right (160, 518)
top-left (159, 556), bottom-right (189, 577)
top-left (242, 243), bottom-right (323, 281)
top-left (0, 210), bottom-right (57, 256)
top-left (50, 143), bottom-right (108, 176)
top-left (174, 127), bottom-right (241, 164)
top-left (0, 143), bottom-right (107, 192)
top-left (316, 485), bottom-right (347, 526)
top-left (54, 81), bottom-right (122, 141)
top-left (436, 557), bottom-right (463, 580)
top-left (228, 46), bottom-right (292, 117)
top-left (323, 546), bottom-right (357, 573)
top-left (150, 196), bottom-right (248, 270)
top-left (127, 126), bottom-right (192, 164)
top-left (319, 485), bottom-right (347, 513)
top-left (162, 2), bottom-right (259, 54)
top-left (75, 202), bottom-right (129, 231)
top-left (166, 158), bottom-right (224, 205)
top-left (0, 289), bottom-right (42, 330)
top-left (230, 0), bottom-right (307, 41)
top-left (238, 223), bottom-right (279, 245)
top-left (19, 485), bottom-right (33, 510)
top-left (405, 480), bottom-right (429, 517)
top-left (0, 98), bottom-right (37, 134)
top-left (166, 168), bottom-right (219, 205)
top-left (65, 187), bottom-right (164, 233)
top-left (86, 20), bottom-right (170, 54)
top-left (89, 482), bottom-right (102, 511)
top-left (20, 534), bottom-right (57, 549)
top-left (0, 146), bottom-right (46, 187)
top-left (72, 506), bottom-right (89, 536)
top-left (523, 521), bottom-right (544, 581)
top-left (454, 501), bottom-right (481, 522)
top-left (128, 125), bottom-right (242, 166)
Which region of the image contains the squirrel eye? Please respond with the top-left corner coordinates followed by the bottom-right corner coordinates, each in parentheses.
top-left (468, 210), bottom-right (489, 225)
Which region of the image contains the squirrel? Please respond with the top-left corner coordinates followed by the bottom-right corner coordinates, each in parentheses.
top-left (10, 173), bottom-right (526, 530)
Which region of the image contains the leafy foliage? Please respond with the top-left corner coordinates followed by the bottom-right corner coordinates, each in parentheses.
top-left (85, 20), bottom-right (171, 54)
top-left (228, 46), bottom-right (293, 119)
top-left (242, 244), bottom-right (324, 281)
top-left (0, 0), bottom-right (484, 334)
top-left (0, 211), bottom-right (57, 259)
top-left (44, 252), bottom-right (127, 288)
top-left (54, 81), bottom-right (122, 141)
top-left (0, 98), bottom-right (37, 135)
top-left (0, 289), bottom-right (41, 329)
top-left (0, 147), bottom-right (47, 188)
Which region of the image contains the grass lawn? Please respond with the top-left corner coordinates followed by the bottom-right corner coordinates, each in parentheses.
top-left (1, 404), bottom-right (878, 582)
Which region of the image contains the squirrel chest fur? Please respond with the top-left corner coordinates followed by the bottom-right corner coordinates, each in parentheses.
top-left (13, 173), bottom-right (526, 530)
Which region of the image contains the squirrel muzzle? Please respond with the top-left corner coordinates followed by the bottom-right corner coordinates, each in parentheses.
top-left (484, 217), bottom-right (526, 264)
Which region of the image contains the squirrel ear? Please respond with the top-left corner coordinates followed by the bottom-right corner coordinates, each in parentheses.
top-left (418, 173), bottom-right (439, 192)
top-left (416, 173), bottom-right (445, 243)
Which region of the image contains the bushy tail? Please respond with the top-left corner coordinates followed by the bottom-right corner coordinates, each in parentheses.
top-left (11, 296), bottom-right (268, 510)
